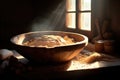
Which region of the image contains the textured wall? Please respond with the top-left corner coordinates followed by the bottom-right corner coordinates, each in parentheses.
top-left (0, 0), bottom-right (65, 49)
top-left (0, 0), bottom-right (120, 52)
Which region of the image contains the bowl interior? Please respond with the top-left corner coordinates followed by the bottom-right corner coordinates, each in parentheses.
top-left (11, 31), bottom-right (88, 48)
top-left (10, 31), bottom-right (88, 64)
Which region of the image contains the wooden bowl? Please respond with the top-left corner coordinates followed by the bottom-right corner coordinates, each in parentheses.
top-left (10, 31), bottom-right (88, 64)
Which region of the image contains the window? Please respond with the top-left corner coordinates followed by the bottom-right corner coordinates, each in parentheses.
top-left (66, 0), bottom-right (91, 31)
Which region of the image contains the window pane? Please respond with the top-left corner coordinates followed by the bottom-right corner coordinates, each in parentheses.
top-left (79, 0), bottom-right (91, 11)
top-left (66, 0), bottom-right (76, 11)
top-left (78, 13), bottom-right (91, 31)
top-left (66, 13), bottom-right (76, 29)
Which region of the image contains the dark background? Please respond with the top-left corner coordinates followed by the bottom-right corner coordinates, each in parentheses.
top-left (0, 0), bottom-right (120, 52)
top-left (0, 0), bottom-right (120, 79)
top-left (0, 0), bottom-right (65, 49)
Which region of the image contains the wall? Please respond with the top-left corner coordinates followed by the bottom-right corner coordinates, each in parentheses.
top-left (92, 0), bottom-right (120, 53)
top-left (0, 0), bottom-right (120, 53)
top-left (110, 0), bottom-right (120, 52)
top-left (0, 0), bottom-right (65, 49)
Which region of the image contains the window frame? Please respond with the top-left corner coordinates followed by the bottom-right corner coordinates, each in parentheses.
top-left (65, 0), bottom-right (93, 40)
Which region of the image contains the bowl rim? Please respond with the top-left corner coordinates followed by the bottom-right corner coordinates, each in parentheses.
top-left (10, 31), bottom-right (88, 48)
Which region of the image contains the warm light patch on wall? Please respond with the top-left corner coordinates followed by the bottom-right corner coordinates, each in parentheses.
top-left (79, 0), bottom-right (91, 31)
top-left (66, 13), bottom-right (76, 29)
top-left (66, 0), bottom-right (91, 31)
top-left (78, 13), bottom-right (91, 31)
top-left (66, 0), bottom-right (76, 11)
top-left (80, 0), bottom-right (91, 11)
